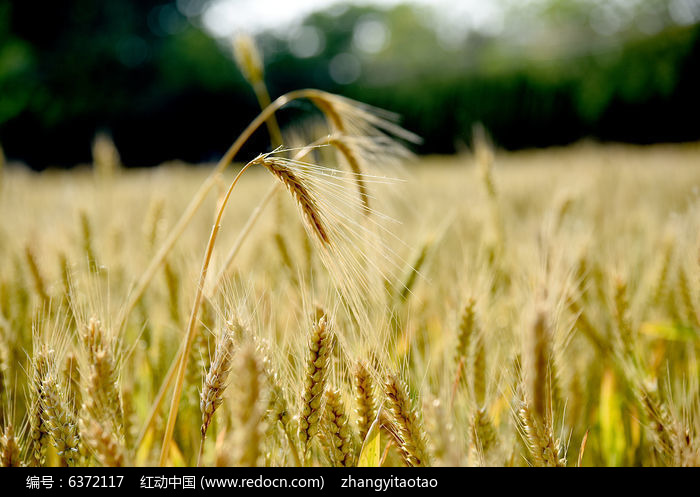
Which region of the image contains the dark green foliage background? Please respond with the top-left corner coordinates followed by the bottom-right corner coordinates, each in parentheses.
top-left (0, 0), bottom-right (698, 168)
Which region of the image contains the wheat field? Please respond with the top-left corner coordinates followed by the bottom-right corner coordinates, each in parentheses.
top-left (0, 125), bottom-right (699, 467)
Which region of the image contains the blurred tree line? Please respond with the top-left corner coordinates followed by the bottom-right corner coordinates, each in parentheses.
top-left (0, 0), bottom-right (699, 168)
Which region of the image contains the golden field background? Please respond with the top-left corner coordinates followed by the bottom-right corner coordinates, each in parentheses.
top-left (0, 140), bottom-right (699, 467)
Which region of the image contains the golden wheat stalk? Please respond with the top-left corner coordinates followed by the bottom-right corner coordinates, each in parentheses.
top-left (160, 150), bottom-right (331, 465)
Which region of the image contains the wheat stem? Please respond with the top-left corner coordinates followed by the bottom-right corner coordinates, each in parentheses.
top-left (158, 161), bottom-right (254, 466)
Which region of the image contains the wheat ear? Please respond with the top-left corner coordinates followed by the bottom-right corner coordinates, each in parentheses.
top-left (384, 373), bottom-right (430, 467)
top-left (80, 417), bottom-right (126, 467)
top-left (1, 424), bottom-right (21, 467)
top-left (63, 352), bottom-right (81, 413)
top-left (116, 89), bottom-right (343, 332)
top-left (41, 375), bottom-right (81, 467)
top-left (199, 323), bottom-right (237, 441)
top-left (322, 387), bottom-right (355, 467)
top-left (28, 348), bottom-right (52, 467)
top-left (470, 407), bottom-right (497, 464)
top-left (329, 136), bottom-right (370, 212)
top-left (298, 315), bottom-right (333, 458)
top-left (231, 343), bottom-right (265, 467)
top-left (258, 156), bottom-right (329, 244)
top-left (353, 360), bottom-right (376, 443)
top-left (517, 400), bottom-right (565, 467)
top-left (81, 318), bottom-right (123, 433)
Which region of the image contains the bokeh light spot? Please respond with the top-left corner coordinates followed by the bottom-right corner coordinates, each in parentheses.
top-left (329, 52), bottom-right (361, 84)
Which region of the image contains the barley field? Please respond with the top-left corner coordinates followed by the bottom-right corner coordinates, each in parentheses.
top-left (0, 120), bottom-right (699, 468)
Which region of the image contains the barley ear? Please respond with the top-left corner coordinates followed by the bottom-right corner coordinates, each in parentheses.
top-left (322, 387), bottom-right (355, 467)
top-left (231, 343), bottom-right (266, 467)
top-left (384, 373), bottom-right (430, 467)
top-left (298, 315), bottom-right (333, 458)
top-left (80, 417), bottom-right (126, 467)
top-left (200, 322), bottom-right (237, 440)
top-left (0, 424), bottom-right (21, 467)
top-left (353, 360), bottom-right (376, 443)
top-left (41, 375), bottom-right (81, 467)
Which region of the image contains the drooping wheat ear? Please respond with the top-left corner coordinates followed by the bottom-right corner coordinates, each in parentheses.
top-left (470, 407), bottom-right (497, 465)
top-left (231, 343), bottom-right (266, 467)
top-left (298, 315), bottom-right (334, 457)
top-left (62, 352), bottom-right (81, 413)
top-left (329, 136), bottom-right (370, 212)
top-left (322, 387), bottom-right (355, 467)
top-left (384, 373), bottom-right (430, 467)
top-left (24, 245), bottom-right (49, 306)
top-left (200, 321), bottom-right (238, 440)
top-left (1, 424), bottom-right (21, 467)
top-left (29, 348), bottom-right (52, 467)
top-left (311, 96), bottom-right (346, 132)
top-left (352, 360), bottom-right (376, 443)
top-left (256, 156), bottom-right (329, 245)
top-left (79, 210), bottom-right (98, 273)
top-left (81, 318), bottom-right (123, 431)
top-left (517, 401), bottom-right (565, 467)
top-left (41, 375), bottom-right (81, 467)
top-left (79, 417), bottom-right (126, 467)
